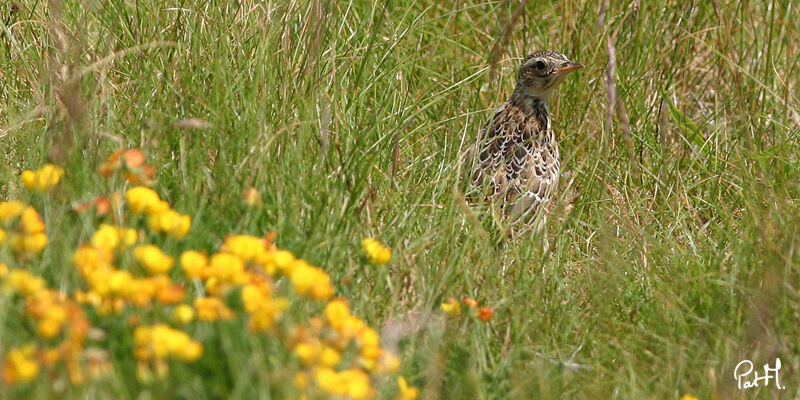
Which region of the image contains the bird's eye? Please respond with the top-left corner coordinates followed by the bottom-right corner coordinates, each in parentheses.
top-left (534, 61), bottom-right (546, 70)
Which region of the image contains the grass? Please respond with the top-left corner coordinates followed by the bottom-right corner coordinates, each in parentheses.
top-left (2, 0), bottom-right (800, 398)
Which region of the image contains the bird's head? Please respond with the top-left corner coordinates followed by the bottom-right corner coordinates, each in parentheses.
top-left (516, 50), bottom-right (582, 100)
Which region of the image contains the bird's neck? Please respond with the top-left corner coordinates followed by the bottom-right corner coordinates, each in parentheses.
top-left (510, 88), bottom-right (551, 129)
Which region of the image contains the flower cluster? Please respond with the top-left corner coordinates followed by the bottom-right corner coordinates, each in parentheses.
top-left (361, 238), bottom-right (392, 265)
top-left (21, 164), bottom-right (64, 192)
top-left (441, 297), bottom-right (494, 322)
top-left (133, 324), bottom-right (203, 362)
top-left (99, 148), bottom-right (154, 185)
top-left (72, 224), bottom-right (186, 315)
top-left (0, 264), bottom-right (93, 385)
top-left (0, 151), bottom-right (417, 399)
top-left (0, 201), bottom-right (48, 255)
top-left (126, 186), bottom-right (191, 239)
top-left (288, 298), bottom-right (414, 399)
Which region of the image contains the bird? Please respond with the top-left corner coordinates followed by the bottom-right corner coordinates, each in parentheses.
top-left (462, 50), bottom-right (582, 231)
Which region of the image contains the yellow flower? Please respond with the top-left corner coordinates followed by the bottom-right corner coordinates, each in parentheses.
top-left (147, 209), bottom-right (191, 239)
top-left (241, 283), bottom-right (269, 313)
top-left (358, 328), bottom-right (381, 363)
top-left (108, 270), bottom-right (135, 297)
top-left (133, 324), bottom-right (203, 362)
top-left (0, 228), bottom-right (6, 244)
top-left (286, 259), bottom-right (333, 300)
top-left (91, 224), bottom-right (120, 251)
top-left (180, 250), bottom-right (207, 279)
top-left (294, 371), bottom-right (309, 389)
top-left (294, 342), bottom-right (315, 366)
top-left (246, 297), bottom-right (288, 332)
top-left (120, 227), bottom-right (138, 248)
top-left (5, 269), bottom-right (46, 296)
top-left (194, 297), bottom-right (234, 322)
top-left (16, 233), bottom-right (48, 254)
top-left (324, 299), bottom-right (350, 331)
top-left (440, 298), bottom-right (461, 317)
top-left (21, 164), bottom-right (64, 192)
top-left (125, 186), bottom-right (169, 216)
top-left (0, 263), bottom-right (8, 278)
top-left (0, 201), bottom-right (26, 222)
top-left (172, 304), bottom-right (195, 324)
top-left (72, 245), bottom-right (113, 277)
top-left (680, 395), bottom-right (699, 400)
top-left (174, 341), bottom-right (203, 362)
top-left (207, 252), bottom-right (248, 284)
top-left (21, 170), bottom-right (36, 189)
top-left (37, 307), bottom-right (68, 339)
top-left (19, 207), bottom-right (45, 235)
top-left (271, 250), bottom-right (296, 275)
top-left (319, 346), bottom-right (342, 367)
top-left (223, 235), bottom-right (266, 262)
top-left (1, 206), bottom-right (49, 255)
top-left (314, 367), bottom-right (344, 395)
top-left (339, 315), bottom-right (366, 340)
top-left (376, 350), bottom-right (401, 374)
top-left (362, 237), bottom-right (391, 265)
top-left (396, 376), bottom-right (418, 400)
top-left (339, 368), bottom-right (373, 400)
top-left (1, 345), bottom-right (40, 384)
top-left (91, 224), bottom-right (138, 251)
top-left (133, 244), bottom-right (174, 275)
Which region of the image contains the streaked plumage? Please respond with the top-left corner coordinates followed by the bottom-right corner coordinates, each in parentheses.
top-left (464, 50), bottom-right (582, 224)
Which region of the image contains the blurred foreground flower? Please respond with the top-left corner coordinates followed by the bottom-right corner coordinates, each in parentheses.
top-left (441, 296), bottom-right (494, 323)
top-left (0, 202), bottom-right (48, 255)
top-left (21, 164), bottom-right (64, 192)
top-left (242, 187), bottom-right (262, 207)
top-left (133, 324), bottom-right (203, 362)
top-left (463, 298), bottom-right (478, 308)
top-left (477, 306), bottom-right (494, 322)
top-left (396, 376), bottom-right (419, 400)
top-left (1, 345), bottom-right (39, 384)
top-left (441, 298), bottom-right (461, 317)
top-left (100, 148), bottom-right (155, 184)
top-left (1, 156), bottom-right (418, 398)
top-left (362, 238), bottom-right (391, 265)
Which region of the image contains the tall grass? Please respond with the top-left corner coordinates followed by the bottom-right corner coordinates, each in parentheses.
top-left (2, 0), bottom-right (799, 398)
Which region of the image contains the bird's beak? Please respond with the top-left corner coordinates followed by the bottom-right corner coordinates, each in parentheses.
top-left (552, 62), bottom-right (584, 75)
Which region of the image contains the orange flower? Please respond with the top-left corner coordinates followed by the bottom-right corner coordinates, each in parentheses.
top-left (100, 149), bottom-right (154, 184)
top-left (194, 297), bottom-right (234, 322)
top-left (242, 187), bottom-right (261, 207)
top-left (463, 298), bottom-right (478, 308)
top-left (477, 306), bottom-right (494, 322)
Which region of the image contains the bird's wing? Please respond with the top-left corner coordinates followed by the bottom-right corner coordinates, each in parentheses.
top-left (505, 142), bottom-right (560, 220)
top-left (463, 102), bottom-right (520, 196)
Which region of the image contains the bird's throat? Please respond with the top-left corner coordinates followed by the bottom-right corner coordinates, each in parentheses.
top-left (510, 89), bottom-right (551, 130)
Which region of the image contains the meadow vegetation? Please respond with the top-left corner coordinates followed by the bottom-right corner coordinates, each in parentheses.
top-left (1, 1), bottom-right (799, 399)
